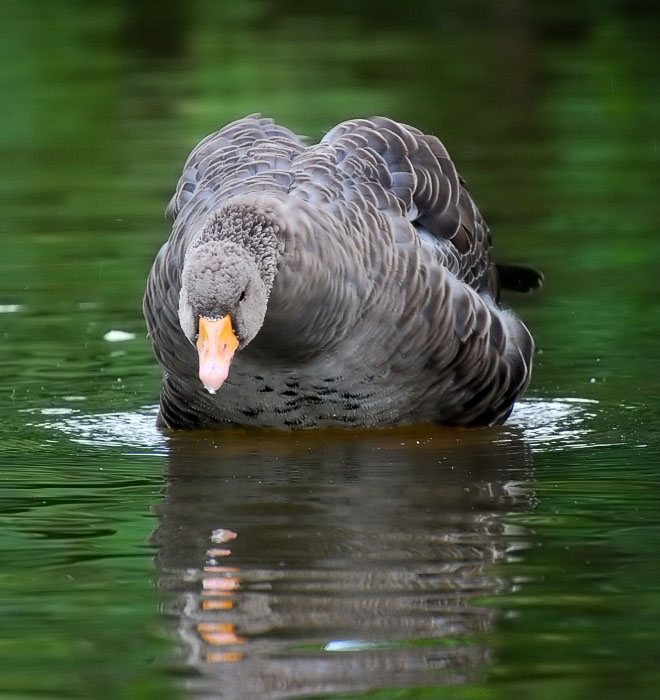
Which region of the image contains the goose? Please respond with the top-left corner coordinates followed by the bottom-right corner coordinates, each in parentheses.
top-left (144, 115), bottom-right (541, 429)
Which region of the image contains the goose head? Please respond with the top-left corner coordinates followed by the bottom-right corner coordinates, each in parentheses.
top-left (177, 204), bottom-right (279, 393)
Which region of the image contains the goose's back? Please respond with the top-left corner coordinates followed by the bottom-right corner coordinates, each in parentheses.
top-left (166, 115), bottom-right (495, 292)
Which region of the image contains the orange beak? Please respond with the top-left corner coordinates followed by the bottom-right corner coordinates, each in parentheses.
top-left (197, 315), bottom-right (239, 394)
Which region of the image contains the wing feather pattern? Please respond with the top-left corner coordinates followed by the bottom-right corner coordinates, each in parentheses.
top-left (145, 114), bottom-right (536, 428)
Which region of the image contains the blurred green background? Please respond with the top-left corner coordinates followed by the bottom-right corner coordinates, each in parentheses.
top-left (1, 0), bottom-right (659, 411)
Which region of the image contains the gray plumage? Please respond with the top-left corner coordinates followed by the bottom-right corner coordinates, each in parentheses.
top-left (144, 115), bottom-right (538, 429)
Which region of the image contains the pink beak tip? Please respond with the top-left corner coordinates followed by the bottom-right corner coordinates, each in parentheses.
top-left (199, 364), bottom-right (230, 394)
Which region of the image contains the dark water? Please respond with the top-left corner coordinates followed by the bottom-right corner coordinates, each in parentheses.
top-left (2, 1), bottom-right (660, 698)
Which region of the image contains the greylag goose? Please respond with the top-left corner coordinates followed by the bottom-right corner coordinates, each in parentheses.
top-left (144, 115), bottom-right (540, 429)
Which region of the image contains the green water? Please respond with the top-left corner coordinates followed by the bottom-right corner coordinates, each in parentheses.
top-left (2, 2), bottom-right (660, 698)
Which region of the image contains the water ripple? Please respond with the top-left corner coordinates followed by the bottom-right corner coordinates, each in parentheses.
top-left (36, 405), bottom-right (166, 452)
top-left (509, 397), bottom-right (600, 449)
top-left (33, 397), bottom-right (606, 453)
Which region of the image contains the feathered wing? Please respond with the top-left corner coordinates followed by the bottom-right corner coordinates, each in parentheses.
top-left (163, 114), bottom-right (493, 294)
top-left (311, 116), bottom-right (533, 424)
top-left (320, 116), bottom-right (497, 295)
top-left (166, 115), bottom-right (306, 222)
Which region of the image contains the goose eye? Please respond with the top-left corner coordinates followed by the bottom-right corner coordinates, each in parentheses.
top-left (238, 290), bottom-right (246, 304)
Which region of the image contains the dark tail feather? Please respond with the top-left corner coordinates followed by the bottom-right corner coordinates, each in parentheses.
top-left (497, 263), bottom-right (544, 293)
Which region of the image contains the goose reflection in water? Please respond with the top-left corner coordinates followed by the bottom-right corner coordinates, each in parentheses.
top-left (151, 426), bottom-right (533, 699)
